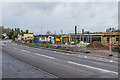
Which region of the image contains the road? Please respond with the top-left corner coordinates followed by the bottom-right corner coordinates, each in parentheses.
top-left (2, 51), bottom-right (56, 78)
top-left (1, 40), bottom-right (119, 78)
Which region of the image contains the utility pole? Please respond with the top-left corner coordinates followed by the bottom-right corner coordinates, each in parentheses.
top-left (54, 31), bottom-right (56, 35)
top-left (75, 26), bottom-right (77, 45)
top-left (41, 27), bottom-right (42, 39)
top-left (61, 30), bottom-right (63, 45)
top-left (78, 25), bottom-right (79, 33)
top-left (82, 29), bottom-right (84, 42)
top-left (80, 34), bottom-right (81, 42)
top-left (90, 35), bottom-right (92, 42)
top-left (88, 31), bottom-right (89, 43)
top-left (78, 25), bottom-right (80, 43)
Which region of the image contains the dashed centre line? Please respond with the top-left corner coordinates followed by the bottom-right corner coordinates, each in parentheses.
top-left (13, 47), bottom-right (55, 59)
top-left (21, 49), bottom-right (30, 53)
top-left (36, 54), bottom-right (55, 59)
top-left (13, 47), bottom-right (17, 49)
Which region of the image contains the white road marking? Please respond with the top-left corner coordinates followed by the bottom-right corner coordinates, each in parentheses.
top-left (13, 47), bottom-right (17, 49)
top-left (110, 60), bottom-right (113, 63)
top-left (36, 54), bottom-right (55, 59)
top-left (21, 49), bottom-right (30, 53)
top-left (85, 56), bottom-right (87, 58)
top-left (13, 47), bottom-right (30, 53)
top-left (67, 61), bottom-right (118, 74)
top-left (13, 46), bottom-right (54, 59)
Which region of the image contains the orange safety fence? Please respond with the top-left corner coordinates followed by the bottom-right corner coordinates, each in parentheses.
top-left (93, 44), bottom-right (100, 54)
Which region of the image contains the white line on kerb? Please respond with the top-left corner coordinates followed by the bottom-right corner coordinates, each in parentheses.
top-left (67, 61), bottom-right (118, 74)
top-left (36, 54), bottom-right (55, 59)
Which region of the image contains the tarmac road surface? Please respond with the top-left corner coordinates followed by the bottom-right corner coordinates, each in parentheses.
top-left (1, 40), bottom-right (119, 78)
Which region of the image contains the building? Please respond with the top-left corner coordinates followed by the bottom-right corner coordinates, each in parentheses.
top-left (101, 32), bottom-right (120, 46)
top-left (70, 33), bottom-right (102, 43)
top-left (36, 34), bottom-right (56, 44)
top-left (38, 33), bottom-right (102, 44)
top-left (23, 34), bottom-right (34, 39)
top-left (18, 33), bottom-right (34, 43)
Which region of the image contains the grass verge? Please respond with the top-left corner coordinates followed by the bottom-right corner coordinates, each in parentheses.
top-left (15, 41), bottom-right (65, 50)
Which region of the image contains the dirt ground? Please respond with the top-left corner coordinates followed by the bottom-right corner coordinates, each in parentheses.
top-left (87, 41), bottom-right (119, 57)
top-left (87, 41), bottom-right (109, 50)
top-left (52, 42), bottom-right (119, 57)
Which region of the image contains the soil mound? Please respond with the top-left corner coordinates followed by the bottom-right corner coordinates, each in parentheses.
top-left (87, 41), bottom-right (109, 50)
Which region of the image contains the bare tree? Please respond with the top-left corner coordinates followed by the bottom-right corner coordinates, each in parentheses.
top-left (47, 31), bottom-right (51, 35)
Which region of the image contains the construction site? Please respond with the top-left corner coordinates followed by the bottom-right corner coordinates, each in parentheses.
top-left (14, 26), bottom-right (120, 58)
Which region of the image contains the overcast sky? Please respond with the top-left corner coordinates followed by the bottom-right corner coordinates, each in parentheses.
top-left (2, 2), bottom-right (118, 34)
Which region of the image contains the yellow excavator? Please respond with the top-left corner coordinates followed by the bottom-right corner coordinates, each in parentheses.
top-left (56, 34), bottom-right (71, 43)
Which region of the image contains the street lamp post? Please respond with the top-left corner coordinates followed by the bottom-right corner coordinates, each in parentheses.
top-left (61, 30), bottom-right (63, 46)
top-left (75, 26), bottom-right (77, 45)
top-left (82, 29), bottom-right (84, 42)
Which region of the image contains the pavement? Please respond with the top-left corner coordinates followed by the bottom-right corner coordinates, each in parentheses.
top-left (1, 40), bottom-right (119, 78)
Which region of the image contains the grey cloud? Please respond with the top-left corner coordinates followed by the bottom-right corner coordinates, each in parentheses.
top-left (0, 8), bottom-right (1, 25)
top-left (2, 2), bottom-right (118, 34)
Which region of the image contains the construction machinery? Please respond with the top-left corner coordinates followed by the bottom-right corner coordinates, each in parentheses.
top-left (56, 34), bottom-right (71, 44)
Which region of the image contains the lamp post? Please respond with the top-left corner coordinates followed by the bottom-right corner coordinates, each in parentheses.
top-left (61, 30), bottom-right (63, 45)
top-left (75, 26), bottom-right (77, 45)
top-left (82, 29), bottom-right (84, 42)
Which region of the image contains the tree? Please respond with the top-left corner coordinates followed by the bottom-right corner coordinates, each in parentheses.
top-left (25, 30), bottom-right (29, 34)
top-left (14, 28), bottom-right (17, 36)
top-left (5, 28), bottom-right (11, 34)
top-left (0, 26), bottom-right (6, 34)
top-left (7, 29), bottom-right (14, 39)
top-left (0, 26), bottom-right (13, 39)
top-left (0, 26), bottom-right (5, 38)
top-left (47, 31), bottom-right (51, 35)
top-left (17, 28), bottom-right (20, 34)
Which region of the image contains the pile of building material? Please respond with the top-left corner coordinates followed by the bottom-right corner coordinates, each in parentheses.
top-left (68, 41), bottom-right (90, 52)
top-left (77, 41), bottom-right (90, 47)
